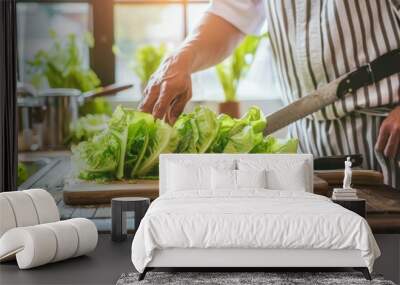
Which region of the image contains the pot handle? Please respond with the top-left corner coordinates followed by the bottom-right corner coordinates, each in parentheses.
top-left (82, 83), bottom-right (133, 99)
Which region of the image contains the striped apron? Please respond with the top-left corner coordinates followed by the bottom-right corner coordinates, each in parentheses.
top-left (265, 0), bottom-right (400, 189)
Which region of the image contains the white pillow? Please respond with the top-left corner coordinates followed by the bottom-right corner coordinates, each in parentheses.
top-left (211, 169), bottom-right (267, 190)
top-left (211, 168), bottom-right (237, 190)
top-left (236, 169), bottom-right (267, 189)
top-left (266, 167), bottom-right (306, 191)
top-left (167, 162), bottom-right (211, 191)
top-left (166, 159), bottom-right (236, 192)
top-left (238, 159), bottom-right (308, 191)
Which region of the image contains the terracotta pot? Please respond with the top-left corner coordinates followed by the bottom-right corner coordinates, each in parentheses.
top-left (219, 101), bottom-right (240, 118)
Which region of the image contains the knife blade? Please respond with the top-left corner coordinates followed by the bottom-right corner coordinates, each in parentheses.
top-left (264, 76), bottom-right (345, 135)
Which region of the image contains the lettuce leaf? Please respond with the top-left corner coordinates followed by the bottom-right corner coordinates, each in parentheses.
top-left (251, 136), bottom-right (299, 154)
top-left (71, 130), bottom-right (120, 180)
top-left (126, 112), bottom-right (155, 178)
top-left (210, 106), bottom-right (266, 153)
top-left (71, 104), bottom-right (299, 181)
top-left (224, 125), bottom-right (264, 153)
top-left (174, 106), bottom-right (218, 153)
top-left (209, 114), bottom-right (235, 153)
top-left (136, 119), bottom-right (178, 177)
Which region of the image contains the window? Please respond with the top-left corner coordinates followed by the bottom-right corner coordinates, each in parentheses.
top-left (16, 0), bottom-right (282, 101)
top-left (114, 3), bottom-right (184, 100)
top-left (17, 2), bottom-right (91, 84)
top-left (113, 1), bottom-right (282, 101)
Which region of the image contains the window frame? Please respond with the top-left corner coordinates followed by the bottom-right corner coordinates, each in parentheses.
top-left (16, 0), bottom-right (209, 85)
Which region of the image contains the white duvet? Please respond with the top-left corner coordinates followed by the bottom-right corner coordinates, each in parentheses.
top-left (131, 190), bottom-right (380, 273)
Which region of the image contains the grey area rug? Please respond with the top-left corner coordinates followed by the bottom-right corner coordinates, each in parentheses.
top-left (116, 272), bottom-right (395, 285)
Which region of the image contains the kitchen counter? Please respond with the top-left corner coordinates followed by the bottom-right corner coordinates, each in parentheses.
top-left (19, 151), bottom-right (116, 232)
top-left (19, 151), bottom-right (400, 234)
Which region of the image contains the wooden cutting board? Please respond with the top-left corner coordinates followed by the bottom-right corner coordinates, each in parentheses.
top-left (63, 178), bottom-right (159, 205)
top-left (63, 175), bottom-right (329, 206)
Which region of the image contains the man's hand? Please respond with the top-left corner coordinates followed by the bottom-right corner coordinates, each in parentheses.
top-left (138, 13), bottom-right (244, 124)
top-left (139, 52), bottom-right (193, 124)
top-left (375, 105), bottom-right (400, 159)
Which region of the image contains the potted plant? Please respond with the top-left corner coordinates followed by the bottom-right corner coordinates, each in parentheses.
top-left (216, 34), bottom-right (266, 118)
top-left (133, 43), bottom-right (166, 93)
top-left (27, 30), bottom-right (112, 117)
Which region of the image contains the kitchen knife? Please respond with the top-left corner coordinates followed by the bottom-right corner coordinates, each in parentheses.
top-left (263, 48), bottom-right (400, 135)
top-left (264, 76), bottom-right (344, 135)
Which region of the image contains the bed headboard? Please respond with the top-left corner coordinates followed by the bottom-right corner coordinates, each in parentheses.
top-left (159, 154), bottom-right (313, 195)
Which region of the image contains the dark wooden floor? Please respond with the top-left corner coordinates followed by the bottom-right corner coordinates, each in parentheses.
top-left (0, 234), bottom-right (134, 285)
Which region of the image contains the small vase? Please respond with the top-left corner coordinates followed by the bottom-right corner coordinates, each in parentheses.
top-left (219, 101), bottom-right (240, 118)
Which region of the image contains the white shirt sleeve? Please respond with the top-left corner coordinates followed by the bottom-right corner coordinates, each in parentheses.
top-left (207, 0), bottom-right (266, 35)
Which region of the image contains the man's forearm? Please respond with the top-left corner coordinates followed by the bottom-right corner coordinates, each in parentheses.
top-left (178, 13), bottom-right (244, 73)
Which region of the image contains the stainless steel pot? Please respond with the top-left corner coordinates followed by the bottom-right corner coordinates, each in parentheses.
top-left (17, 83), bottom-right (133, 150)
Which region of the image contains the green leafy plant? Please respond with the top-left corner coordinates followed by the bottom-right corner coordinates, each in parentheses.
top-left (67, 114), bottom-right (110, 145)
top-left (27, 30), bottom-right (110, 116)
top-left (27, 30), bottom-right (100, 92)
top-left (17, 162), bottom-right (29, 187)
top-left (216, 34), bottom-right (267, 102)
top-left (71, 104), bottom-right (298, 181)
top-left (133, 44), bottom-right (166, 89)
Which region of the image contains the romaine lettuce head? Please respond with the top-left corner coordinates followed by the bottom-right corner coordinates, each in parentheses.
top-left (108, 106), bottom-right (132, 179)
top-left (174, 113), bottom-right (198, 153)
top-left (109, 106), bottom-right (156, 179)
top-left (72, 130), bottom-right (120, 180)
top-left (126, 112), bottom-right (156, 178)
top-left (136, 119), bottom-right (178, 177)
top-left (224, 125), bottom-right (263, 153)
top-left (241, 105), bottom-right (266, 133)
top-left (174, 106), bottom-right (218, 153)
top-left (251, 136), bottom-right (299, 153)
top-left (71, 104), bottom-right (299, 181)
top-left (209, 114), bottom-right (235, 153)
top-left (211, 106), bottom-right (266, 153)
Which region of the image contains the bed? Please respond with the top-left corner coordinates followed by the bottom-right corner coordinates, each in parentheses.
top-left (131, 154), bottom-right (380, 281)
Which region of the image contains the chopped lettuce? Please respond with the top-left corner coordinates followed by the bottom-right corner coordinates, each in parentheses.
top-left (251, 136), bottom-right (299, 154)
top-left (71, 131), bottom-right (121, 180)
top-left (209, 106), bottom-right (266, 153)
top-left (174, 106), bottom-right (219, 153)
top-left (71, 105), bottom-right (299, 181)
top-left (136, 119), bottom-right (178, 177)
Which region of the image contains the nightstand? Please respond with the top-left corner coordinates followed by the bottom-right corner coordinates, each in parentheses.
top-left (111, 197), bottom-right (150, 242)
top-left (332, 198), bottom-right (366, 218)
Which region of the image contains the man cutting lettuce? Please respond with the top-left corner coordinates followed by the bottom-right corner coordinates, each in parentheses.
top-left (139, 0), bottom-right (400, 189)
